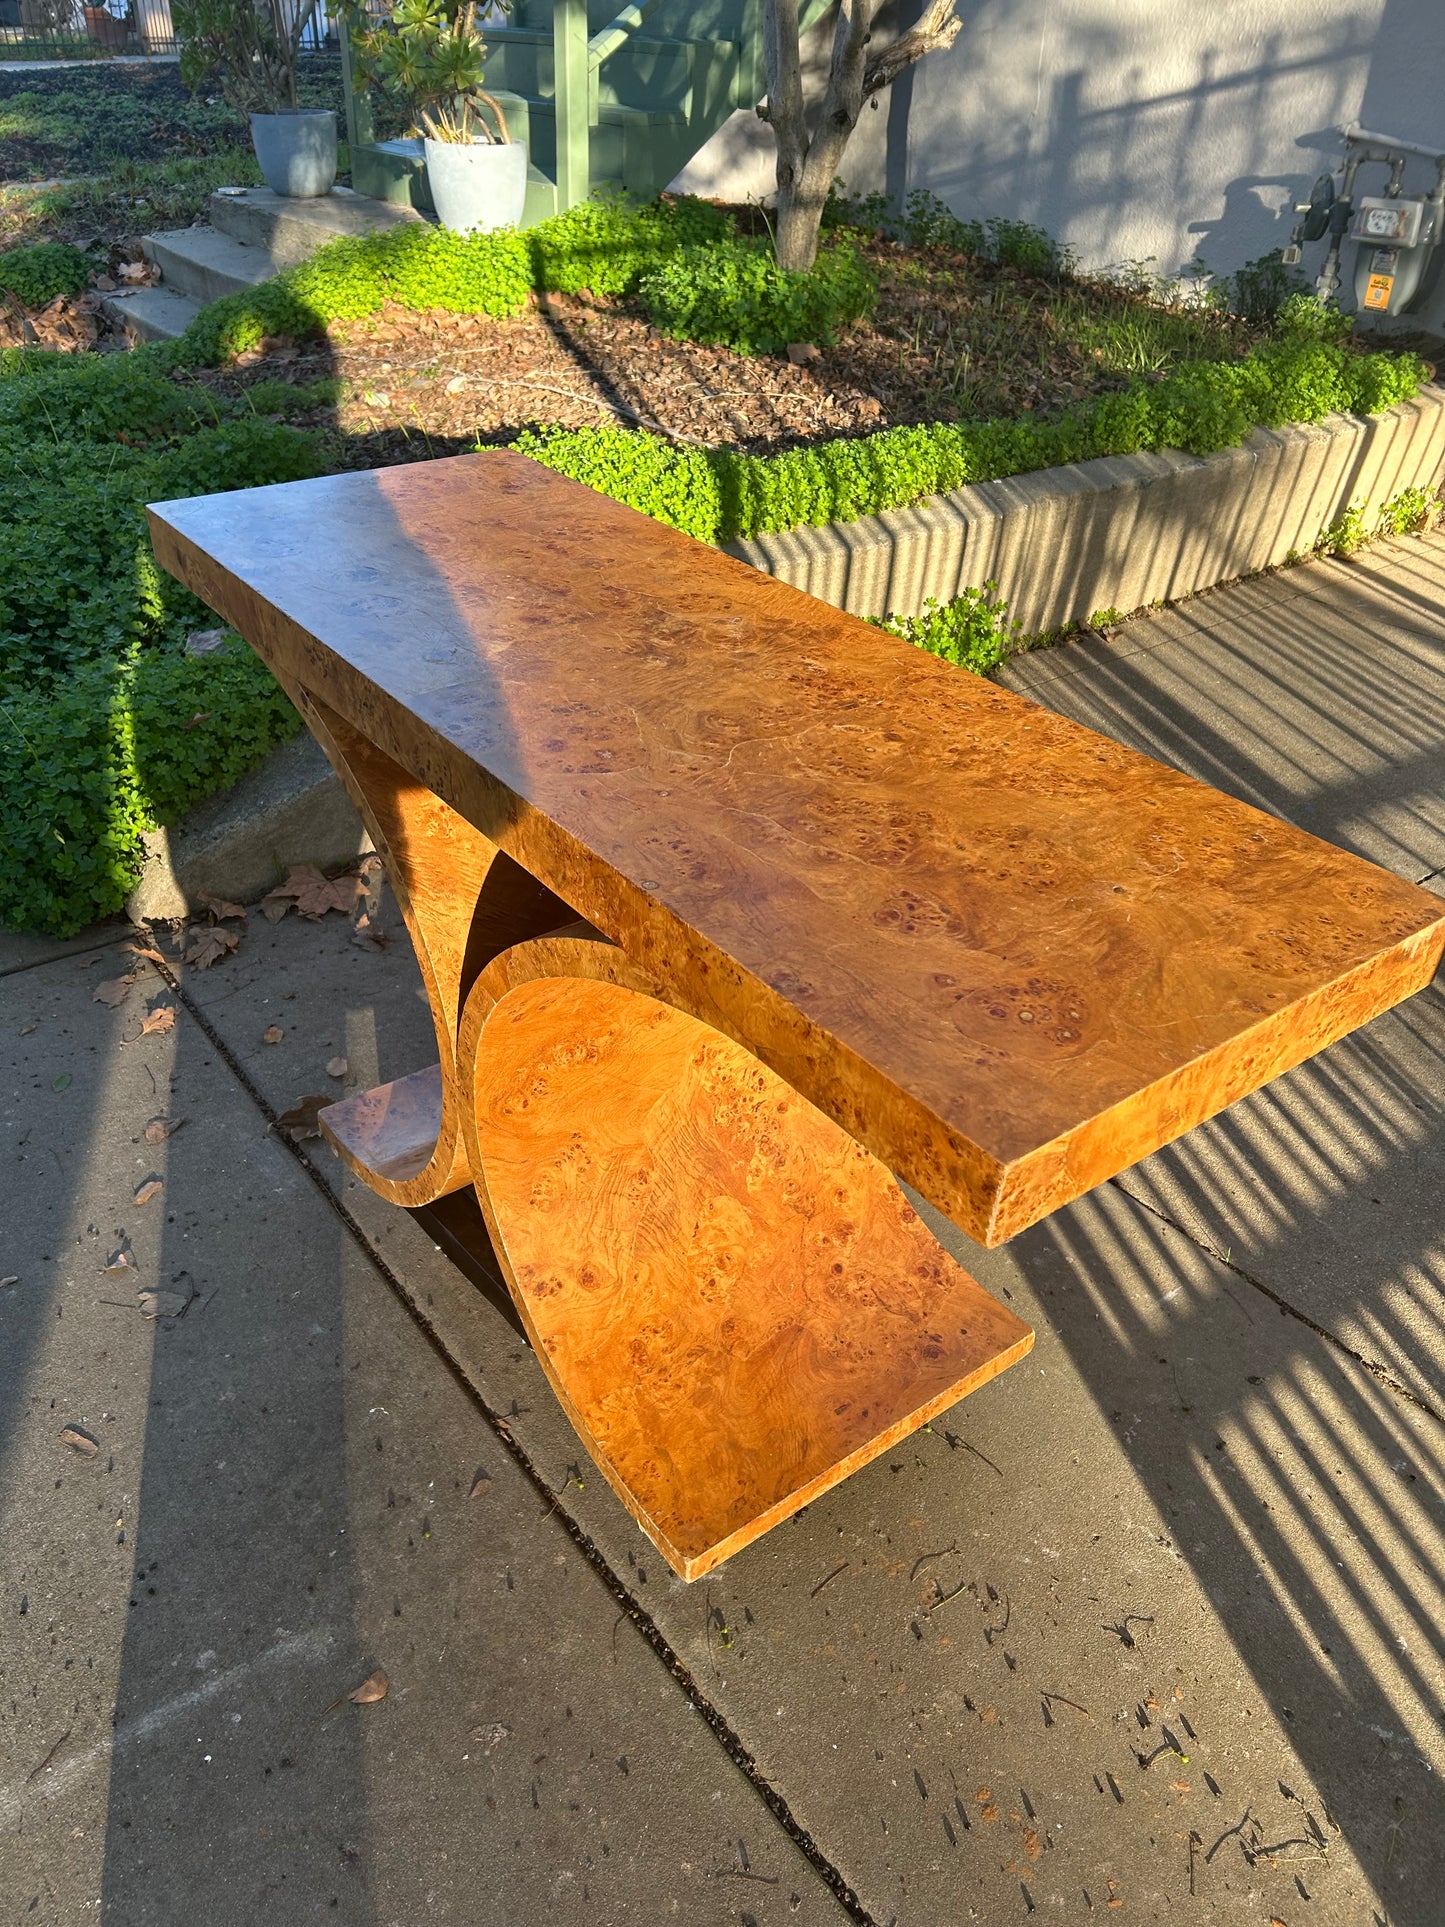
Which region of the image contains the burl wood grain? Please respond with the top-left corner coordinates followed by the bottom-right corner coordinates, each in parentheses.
top-left (148, 454), bottom-right (1445, 1244)
top-left (462, 961), bottom-right (1034, 1579)
top-left (300, 690), bottom-right (572, 1204)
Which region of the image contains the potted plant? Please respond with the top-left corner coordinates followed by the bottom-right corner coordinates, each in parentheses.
top-left (175, 0), bottom-right (338, 200)
top-left (342, 0), bottom-right (526, 233)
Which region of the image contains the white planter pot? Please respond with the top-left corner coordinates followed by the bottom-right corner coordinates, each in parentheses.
top-left (250, 111), bottom-right (338, 200)
top-left (423, 138), bottom-right (527, 235)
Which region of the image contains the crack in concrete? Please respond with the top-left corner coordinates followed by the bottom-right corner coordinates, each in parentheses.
top-left (149, 947), bottom-right (879, 1927)
top-left (1110, 1176), bottom-right (1444, 1428)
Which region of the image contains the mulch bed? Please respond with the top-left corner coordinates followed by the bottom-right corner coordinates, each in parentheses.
top-left (190, 242), bottom-right (1174, 457)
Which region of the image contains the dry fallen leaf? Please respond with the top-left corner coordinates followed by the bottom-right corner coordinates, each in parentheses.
top-left (144, 1115), bottom-right (185, 1145)
top-left (58, 1425), bottom-right (98, 1459)
top-left (325, 1055), bottom-right (349, 1079)
top-left (274, 1094), bottom-right (331, 1139)
top-left (138, 1286), bottom-right (191, 1320)
top-left (787, 341), bottom-right (821, 365)
top-left (133, 1177), bottom-right (163, 1207)
top-left (196, 889), bottom-right (247, 923)
top-left (351, 914), bottom-right (388, 951)
top-left (348, 1667), bottom-right (389, 1705)
top-left (19, 1024), bottom-right (37, 1036)
top-left (101, 1247), bottom-right (135, 1274)
top-left (92, 976), bottom-right (134, 1008)
top-left (184, 628), bottom-right (229, 656)
top-left (139, 1005), bottom-right (177, 1036)
top-left (184, 925), bottom-right (241, 970)
top-left (263, 1024), bottom-right (284, 1045)
top-left (123, 942), bottom-right (167, 967)
top-left (0, 1275), bottom-right (18, 1290)
top-left (445, 373), bottom-right (467, 394)
top-left (467, 1471), bottom-right (492, 1499)
top-left (261, 863), bottom-right (366, 922)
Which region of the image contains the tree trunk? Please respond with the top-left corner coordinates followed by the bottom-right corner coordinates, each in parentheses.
top-left (761, 0), bottom-right (962, 275)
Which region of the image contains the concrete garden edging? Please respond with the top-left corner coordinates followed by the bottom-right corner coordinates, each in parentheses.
top-left (126, 385), bottom-right (1445, 919)
top-left (724, 385), bottom-right (1445, 633)
top-left (125, 732), bottom-right (372, 924)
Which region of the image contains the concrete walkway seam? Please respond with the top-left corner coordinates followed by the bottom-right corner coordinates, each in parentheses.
top-left (1109, 1176), bottom-right (1445, 1428)
top-left (137, 931), bottom-right (883, 1927)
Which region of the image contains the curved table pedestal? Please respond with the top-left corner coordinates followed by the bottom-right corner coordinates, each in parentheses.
top-left (300, 710), bottom-right (1033, 1577)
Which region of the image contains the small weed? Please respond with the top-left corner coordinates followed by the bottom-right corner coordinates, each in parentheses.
top-left (1088, 607), bottom-right (1124, 630)
top-left (1320, 484), bottom-right (1439, 555)
top-left (1377, 483), bottom-right (1437, 537)
top-left (875, 584), bottom-right (1022, 676)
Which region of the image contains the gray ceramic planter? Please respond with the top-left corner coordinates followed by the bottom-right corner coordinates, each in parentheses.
top-left (249, 110), bottom-right (338, 199)
top-left (423, 137), bottom-right (527, 233)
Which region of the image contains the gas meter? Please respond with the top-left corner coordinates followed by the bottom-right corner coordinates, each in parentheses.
top-left (1283, 122), bottom-right (1445, 320)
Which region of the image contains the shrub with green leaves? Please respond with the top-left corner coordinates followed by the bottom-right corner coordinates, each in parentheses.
top-left (900, 193), bottom-right (1070, 275)
top-left (162, 198), bottom-right (853, 367)
top-left (525, 193), bottom-right (733, 297)
top-left (164, 197), bottom-right (739, 366)
top-left (638, 237), bottom-right (876, 354)
top-left (167, 220), bottom-right (536, 365)
top-left (0, 241), bottom-right (91, 309)
top-left (875, 584), bottom-right (1020, 676)
top-left (0, 351), bottom-right (319, 935)
top-left (517, 336), bottom-right (1427, 544)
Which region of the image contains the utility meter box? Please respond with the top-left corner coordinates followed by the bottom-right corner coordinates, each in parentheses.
top-left (1351, 197), bottom-right (1438, 313)
top-left (1350, 196), bottom-right (1427, 246)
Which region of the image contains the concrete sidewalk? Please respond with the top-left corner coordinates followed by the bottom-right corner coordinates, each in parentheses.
top-left (2, 533), bottom-right (1442, 1926)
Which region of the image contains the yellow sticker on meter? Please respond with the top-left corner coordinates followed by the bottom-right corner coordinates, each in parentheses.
top-left (1364, 273), bottom-right (1395, 311)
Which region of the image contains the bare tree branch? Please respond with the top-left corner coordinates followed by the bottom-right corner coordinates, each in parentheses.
top-left (863, 0), bottom-right (960, 96)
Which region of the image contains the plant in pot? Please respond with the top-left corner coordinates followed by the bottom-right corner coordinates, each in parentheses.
top-left (342, 0), bottom-right (525, 233)
top-left (174, 0), bottom-right (338, 199)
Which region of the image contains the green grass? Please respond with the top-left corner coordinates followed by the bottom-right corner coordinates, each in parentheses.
top-left (0, 60), bottom-right (342, 180)
top-left (0, 36), bottom-right (109, 59)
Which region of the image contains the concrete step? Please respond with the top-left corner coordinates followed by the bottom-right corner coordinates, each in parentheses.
top-left (141, 226), bottom-right (277, 305)
top-left (98, 283), bottom-right (203, 344)
top-left (209, 183), bottom-right (423, 269)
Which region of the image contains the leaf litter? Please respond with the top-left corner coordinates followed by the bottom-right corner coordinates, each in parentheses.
top-left (138, 1283), bottom-right (192, 1320)
top-left (195, 889), bottom-right (247, 922)
top-left (274, 1094), bottom-right (331, 1140)
top-left (184, 924), bottom-right (241, 970)
top-left (138, 1005), bottom-right (177, 1037)
top-left (321, 1666), bottom-right (391, 1719)
top-left (92, 975), bottom-right (135, 1007)
top-left (263, 1024), bottom-right (284, 1045)
top-left (133, 1177), bottom-right (163, 1206)
top-left (261, 863), bottom-right (367, 923)
top-left (144, 1115), bottom-right (185, 1145)
top-left (58, 1425), bottom-right (98, 1458)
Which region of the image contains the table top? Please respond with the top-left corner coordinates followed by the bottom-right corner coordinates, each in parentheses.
top-left (149, 452), bottom-right (1445, 1245)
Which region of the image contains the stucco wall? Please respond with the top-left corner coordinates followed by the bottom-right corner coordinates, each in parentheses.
top-left (673, 0), bottom-right (1444, 320)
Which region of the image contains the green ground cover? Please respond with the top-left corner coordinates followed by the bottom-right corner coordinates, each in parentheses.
top-left (0, 62), bottom-right (344, 253)
top-left (0, 60), bottom-right (342, 177)
top-left (0, 353), bottom-right (318, 933)
top-left (0, 132), bottom-right (1430, 933)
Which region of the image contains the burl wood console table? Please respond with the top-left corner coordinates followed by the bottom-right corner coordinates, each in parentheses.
top-left (150, 453), bottom-right (1445, 1580)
